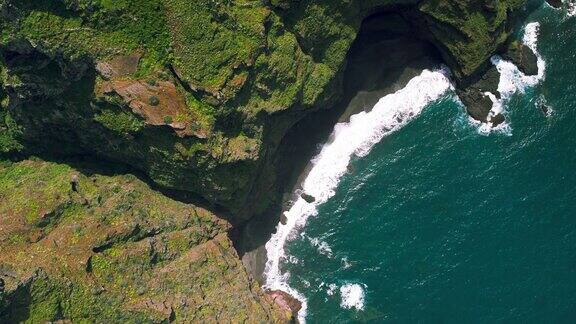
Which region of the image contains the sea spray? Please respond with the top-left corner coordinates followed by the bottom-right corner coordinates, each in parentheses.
top-left (262, 67), bottom-right (454, 322)
top-left (340, 283), bottom-right (367, 311)
top-left (479, 22), bottom-right (546, 134)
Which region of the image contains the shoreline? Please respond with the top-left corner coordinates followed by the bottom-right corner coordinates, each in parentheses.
top-left (242, 53), bottom-right (444, 286)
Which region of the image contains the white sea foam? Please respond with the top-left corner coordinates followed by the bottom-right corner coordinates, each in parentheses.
top-left (341, 256), bottom-right (353, 269)
top-left (327, 283), bottom-right (338, 296)
top-left (262, 67), bottom-right (453, 323)
top-left (340, 283), bottom-right (366, 311)
top-left (480, 22), bottom-right (545, 134)
top-left (567, 0), bottom-right (576, 16)
top-left (309, 237), bottom-right (333, 258)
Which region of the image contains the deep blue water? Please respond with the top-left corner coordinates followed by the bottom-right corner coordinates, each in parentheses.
top-left (282, 5), bottom-right (576, 323)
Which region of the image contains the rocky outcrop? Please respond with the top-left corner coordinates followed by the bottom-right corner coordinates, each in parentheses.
top-left (456, 67), bottom-right (503, 125)
top-left (502, 41), bottom-right (539, 76)
top-left (266, 290), bottom-right (303, 317)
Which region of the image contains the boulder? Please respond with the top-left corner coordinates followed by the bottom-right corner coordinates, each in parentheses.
top-left (301, 193), bottom-right (316, 203)
top-left (502, 41), bottom-right (539, 76)
top-left (266, 290), bottom-right (302, 318)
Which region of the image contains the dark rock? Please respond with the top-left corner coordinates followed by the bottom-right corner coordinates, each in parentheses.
top-left (0, 277), bottom-right (4, 308)
top-left (301, 193), bottom-right (315, 203)
top-left (280, 213), bottom-right (288, 225)
top-left (71, 174), bottom-right (79, 192)
top-left (489, 113), bottom-right (505, 126)
top-left (546, 0), bottom-right (563, 8)
top-left (502, 41), bottom-right (539, 76)
top-left (540, 103), bottom-right (550, 115)
top-left (457, 66), bottom-right (500, 123)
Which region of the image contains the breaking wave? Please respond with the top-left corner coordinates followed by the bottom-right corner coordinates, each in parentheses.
top-left (262, 67), bottom-right (454, 322)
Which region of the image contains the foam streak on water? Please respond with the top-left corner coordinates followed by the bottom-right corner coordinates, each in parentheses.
top-left (263, 67), bottom-right (453, 322)
top-left (480, 22), bottom-right (545, 134)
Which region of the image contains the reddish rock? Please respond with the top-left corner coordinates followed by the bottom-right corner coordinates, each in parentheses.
top-left (266, 290), bottom-right (302, 319)
top-left (97, 79), bottom-right (209, 138)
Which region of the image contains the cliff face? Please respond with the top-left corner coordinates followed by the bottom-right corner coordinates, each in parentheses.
top-left (0, 0), bottom-right (526, 223)
top-left (0, 0), bottom-right (527, 321)
top-left (0, 159), bottom-right (289, 322)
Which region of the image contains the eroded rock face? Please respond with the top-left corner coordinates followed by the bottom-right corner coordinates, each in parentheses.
top-left (266, 290), bottom-right (303, 317)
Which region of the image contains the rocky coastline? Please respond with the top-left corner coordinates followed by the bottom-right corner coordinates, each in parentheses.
top-left (0, 0), bottom-right (540, 321)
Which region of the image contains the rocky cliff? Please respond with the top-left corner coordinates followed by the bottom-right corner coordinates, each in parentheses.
top-left (0, 0), bottom-right (530, 322)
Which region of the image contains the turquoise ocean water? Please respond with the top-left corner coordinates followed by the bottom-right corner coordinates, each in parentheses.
top-left (272, 5), bottom-right (576, 323)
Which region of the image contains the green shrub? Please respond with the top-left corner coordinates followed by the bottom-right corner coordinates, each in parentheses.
top-left (94, 109), bottom-right (145, 134)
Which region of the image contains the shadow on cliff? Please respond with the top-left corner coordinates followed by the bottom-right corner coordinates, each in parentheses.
top-left (232, 8), bottom-right (445, 281)
top-left (2, 152), bottom-right (235, 223)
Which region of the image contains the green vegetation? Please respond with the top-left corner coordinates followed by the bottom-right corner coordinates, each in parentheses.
top-left (148, 95), bottom-right (160, 106)
top-left (0, 63), bottom-right (23, 154)
top-left (94, 109), bottom-right (146, 134)
top-left (4, 0), bottom-right (172, 75)
top-left (419, 0), bottom-right (526, 76)
top-left (0, 0), bottom-right (530, 321)
top-left (0, 159), bottom-right (287, 323)
top-left (0, 108), bottom-right (23, 154)
top-left (184, 93), bottom-right (216, 130)
top-left (162, 115), bottom-right (173, 124)
top-left (0, 0), bottom-right (529, 245)
top-left (164, 0), bottom-right (269, 98)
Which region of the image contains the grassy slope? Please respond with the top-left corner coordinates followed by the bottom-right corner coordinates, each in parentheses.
top-left (0, 158), bottom-right (289, 322)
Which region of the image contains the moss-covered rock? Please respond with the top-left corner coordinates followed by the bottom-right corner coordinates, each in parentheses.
top-left (0, 158), bottom-right (289, 323)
